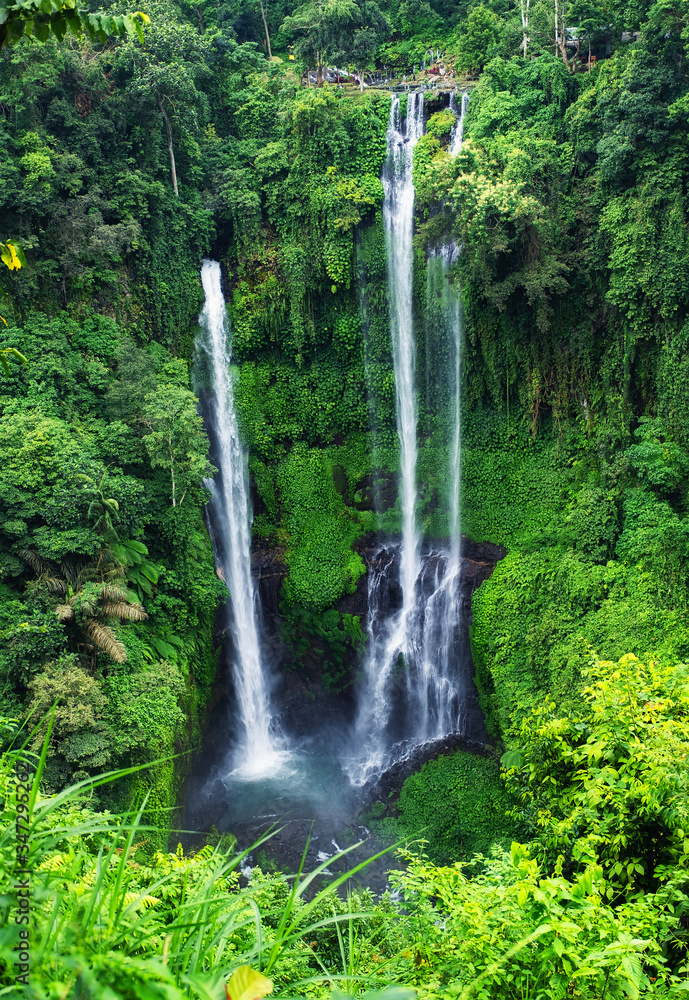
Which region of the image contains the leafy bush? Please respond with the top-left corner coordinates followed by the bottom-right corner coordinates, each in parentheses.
top-left (369, 750), bottom-right (521, 865)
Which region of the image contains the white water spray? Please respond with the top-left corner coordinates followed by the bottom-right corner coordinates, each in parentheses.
top-left (450, 90), bottom-right (470, 155)
top-left (197, 259), bottom-right (284, 779)
top-left (385, 92), bottom-right (425, 637)
top-left (413, 244), bottom-right (464, 737)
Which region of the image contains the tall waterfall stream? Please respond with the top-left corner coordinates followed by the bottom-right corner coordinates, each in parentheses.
top-left (187, 92), bottom-right (492, 882)
top-left (196, 260), bottom-right (285, 778)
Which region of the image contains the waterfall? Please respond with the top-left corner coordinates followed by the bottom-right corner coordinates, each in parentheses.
top-left (384, 92), bottom-right (425, 647)
top-left (450, 90), bottom-right (470, 155)
top-left (349, 91), bottom-right (471, 784)
top-left (414, 244), bottom-right (464, 737)
top-left (351, 93), bottom-right (425, 780)
top-left (196, 260), bottom-right (282, 778)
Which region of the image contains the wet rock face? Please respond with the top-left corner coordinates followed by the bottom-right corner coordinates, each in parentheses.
top-left (209, 531), bottom-right (505, 743)
top-left (203, 516), bottom-right (504, 718)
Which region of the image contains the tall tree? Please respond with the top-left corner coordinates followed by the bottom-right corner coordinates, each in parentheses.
top-left (335, 0), bottom-right (388, 89)
top-left (141, 384), bottom-right (214, 507)
top-left (456, 4), bottom-right (501, 74)
top-left (116, 10), bottom-right (210, 196)
top-left (281, 0), bottom-right (360, 84)
top-left (258, 0), bottom-right (272, 56)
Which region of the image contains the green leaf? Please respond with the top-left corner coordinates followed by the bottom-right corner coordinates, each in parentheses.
top-left (500, 749), bottom-right (524, 769)
top-left (50, 12), bottom-right (67, 40)
top-left (140, 564), bottom-right (159, 584)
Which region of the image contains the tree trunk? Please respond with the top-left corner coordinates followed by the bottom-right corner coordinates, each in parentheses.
top-left (520, 0), bottom-right (530, 57)
top-left (357, 66), bottom-right (365, 91)
top-left (196, 7), bottom-right (205, 33)
top-left (170, 456), bottom-right (177, 506)
top-left (259, 0), bottom-right (272, 58)
top-left (588, 37), bottom-right (591, 72)
top-left (157, 97), bottom-right (179, 197)
top-left (554, 0), bottom-right (558, 50)
top-left (554, 0), bottom-right (571, 71)
top-left (317, 50), bottom-right (323, 85)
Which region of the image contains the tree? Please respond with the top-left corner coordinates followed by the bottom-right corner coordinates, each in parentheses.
top-left (54, 580), bottom-right (146, 664)
top-left (281, 0), bottom-right (360, 85)
top-left (258, 0), bottom-right (272, 57)
top-left (569, 0), bottom-right (607, 70)
top-left (338, 1), bottom-right (388, 90)
top-left (78, 472), bottom-right (121, 544)
top-left (554, 0), bottom-right (578, 70)
top-left (0, 1), bottom-right (149, 51)
top-left (141, 383), bottom-right (214, 507)
top-left (456, 5), bottom-right (501, 75)
top-left (503, 652), bottom-right (689, 896)
top-left (20, 550), bottom-right (147, 663)
top-left (115, 11), bottom-right (210, 197)
top-left (126, 61), bottom-right (199, 197)
top-left (26, 655), bottom-right (112, 769)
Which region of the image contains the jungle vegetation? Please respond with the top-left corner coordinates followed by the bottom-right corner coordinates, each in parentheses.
top-left (3, 0), bottom-right (689, 993)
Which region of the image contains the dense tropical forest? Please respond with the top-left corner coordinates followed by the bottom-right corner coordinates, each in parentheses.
top-left (3, 0), bottom-right (689, 993)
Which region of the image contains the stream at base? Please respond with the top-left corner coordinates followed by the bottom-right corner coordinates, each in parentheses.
top-left (182, 536), bottom-right (502, 890)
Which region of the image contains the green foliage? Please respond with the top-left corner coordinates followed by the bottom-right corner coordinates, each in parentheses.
top-left (369, 750), bottom-right (521, 865)
top-left (142, 382), bottom-right (215, 507)
top-left (504, 652), bottom-right (689, 899)
top-left (281, 605), bottom-right (366, 689)
top-left (455, 5), bottom-right (501, 75)
top-left (0, 741), bottom-right (411, 997)
top-left (0, 1), bottom-right (149, 50)
top-left (390, 844), bottom-right (685, 999)
top-left (277, 444), bottom-right (365, 609)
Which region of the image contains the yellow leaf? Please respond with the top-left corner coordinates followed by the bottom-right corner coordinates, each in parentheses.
top-left (1, 241), bottom-right (22, 271)
top-left (8, 242), bottom-right (21, 269)
top-left (226, 966), bottom-right (273, 1000)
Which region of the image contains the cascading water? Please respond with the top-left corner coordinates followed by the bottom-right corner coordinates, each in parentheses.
top-left (384, 92), bottom-right (425, 620)
top-left (350, 92), bottom-right (470, 784)
top-left (351, 93), bottom-right (425, 780)
top-left (450, 90), bottom-right (470, 155)
top-left (196, 259), bottom-right (283, 778)
top-left (414, 243), bottom-right (464, 737)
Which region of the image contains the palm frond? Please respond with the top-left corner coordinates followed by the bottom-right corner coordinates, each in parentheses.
top-left (99, 584), bottom-right (132, 602)
top-left (18, 548), bottom-right (56, 577)
top-left (44, 577), bottom-right (69, 595)
top-left (82, 620), bottom-right (127, 663)
top-left (100, 601), bottom-right (147, 622)
top-left (55, 604), bottom-right (74, 622)
top-left (80, 597), bottom-right (99, 617)
top-left (59, 558), bottom-right (82, 585)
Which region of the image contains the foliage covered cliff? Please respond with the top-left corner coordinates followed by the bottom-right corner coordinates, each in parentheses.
top-left (2, 0), bottom-right (689, 841)
top-left (3, 0), bottom-right (689, 994)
